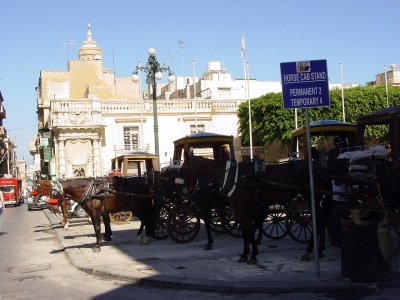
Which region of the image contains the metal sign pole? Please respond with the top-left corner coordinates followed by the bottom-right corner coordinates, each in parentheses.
top-left (280, 59), bottom-right (329, 279)
top-left (305, 108), bottom-right (320, 277)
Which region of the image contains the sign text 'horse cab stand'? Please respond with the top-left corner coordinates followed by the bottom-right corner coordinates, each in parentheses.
top-left (280, 59), bottom-right (330, 277)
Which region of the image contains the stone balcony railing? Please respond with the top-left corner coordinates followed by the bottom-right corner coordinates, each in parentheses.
top-left (42, 98), bottom-right (246, 127)
top-left (100, 98), bottom-right (246, 114)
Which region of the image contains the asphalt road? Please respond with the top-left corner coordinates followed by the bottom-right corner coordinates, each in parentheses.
top-left (1, 204), bottom-right (400, 300)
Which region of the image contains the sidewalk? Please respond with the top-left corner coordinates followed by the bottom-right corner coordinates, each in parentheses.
top-left (44, 209), bottom-right (400, 293)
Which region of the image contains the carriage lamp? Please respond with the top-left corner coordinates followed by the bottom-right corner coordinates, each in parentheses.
top-left (132, 48), bottom-right (175, 170)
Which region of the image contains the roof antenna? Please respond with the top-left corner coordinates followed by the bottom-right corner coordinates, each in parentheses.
top-left (62, 39), bottom-right (76, 62)
top-left (179, 39), bottom-right (187, 77)
top-left (168, 49), bottom-right (174, 73)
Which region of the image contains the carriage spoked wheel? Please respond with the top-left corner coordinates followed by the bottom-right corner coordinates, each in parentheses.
top-left (221, 205), bottom-right (242, 238)
top-left (209, 205), bottom-right (226, 234)
top-left (150, 200), bottom-right (174, 240)
top-left (262, 204), bottom-right (288, 240)
top-left (52, 203), bottom-right (64, 221)
top-left (166, 204), bottom-right (200, 243)
top-left (109, 211), bottom-right (132, 225)
top-left (285, 200), bottom-right (312, 244)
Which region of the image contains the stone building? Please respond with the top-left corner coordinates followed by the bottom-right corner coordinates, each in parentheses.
top-left (367, 63), bottom-right (400, 87)
top-left (0, 91), bottom-right (21, 184)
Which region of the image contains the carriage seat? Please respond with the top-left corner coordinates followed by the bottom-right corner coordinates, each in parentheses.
top-left (336, 145), bottom-right (388, 180)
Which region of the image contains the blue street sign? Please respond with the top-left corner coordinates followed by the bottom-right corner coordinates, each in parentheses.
top-left (280, 60), bottom-right (330, 109)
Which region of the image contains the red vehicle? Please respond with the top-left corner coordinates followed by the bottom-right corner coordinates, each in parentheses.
top-left (0, 177), bottom-right (23, 207)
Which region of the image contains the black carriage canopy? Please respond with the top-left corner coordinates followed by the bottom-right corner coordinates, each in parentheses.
top-left (111, 151), bottom-right (159, 175)
top-left (173, 132), bottom-right (235, 161)
top-left (290, 119), bottom-right (357, 160)
top-left (355, 105), bottom-right (400, 163)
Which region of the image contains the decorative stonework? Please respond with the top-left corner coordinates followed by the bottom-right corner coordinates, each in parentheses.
top-left (72, 166), bottom-right (86, 178)
top-left (69, 111), bottom-right (90, 125)
top-left (79, 24), bottom-right (102, 61)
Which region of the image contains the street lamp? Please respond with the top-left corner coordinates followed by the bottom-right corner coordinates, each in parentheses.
top-left (132, 48), bottom-right (175, 170)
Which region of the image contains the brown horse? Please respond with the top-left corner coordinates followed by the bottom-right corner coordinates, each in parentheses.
top-left (183, 154), bottom-right (333, 264)
top-left (52, 177), bottom-right (157, 252)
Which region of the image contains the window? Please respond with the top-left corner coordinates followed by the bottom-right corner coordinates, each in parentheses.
top-left (123, 127), bottom-right (139, 151)
top-left (190, 124), bottom-right (205, 134)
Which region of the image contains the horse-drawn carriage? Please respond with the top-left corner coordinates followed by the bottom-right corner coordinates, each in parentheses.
top-left (157, 132), bottom-right (240, 245)
top-left (108, 151), bottom-right (159, 224)
top-left (290, 113), bottom-right (400, 260)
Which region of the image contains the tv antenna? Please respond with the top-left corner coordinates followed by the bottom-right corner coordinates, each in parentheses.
top-left (62, 39), bottom-right (76, 61)
top-left (179, 39), bottom-right (187, 77)
top-left (168, 49), bottom-right (174, 73)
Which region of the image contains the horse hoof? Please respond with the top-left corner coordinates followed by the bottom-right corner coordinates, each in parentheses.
top-left (137, 235), bottom-right (143, 244)
top-left (300, 253), bottom-right (311, 261)
top-left (142, 237), bottom-right (148, 245)
top-left (92, 247), bottom-right (101, 253)
top-left (204, 245), bottom-right (212, 251)
top-left (247, 258), bottom-right (257, 265)
top-left (238, 257), bottom-right (248, 263)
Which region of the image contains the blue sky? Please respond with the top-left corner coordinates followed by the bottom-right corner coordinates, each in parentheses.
top-left (0, 0), bottom-right (399, 167)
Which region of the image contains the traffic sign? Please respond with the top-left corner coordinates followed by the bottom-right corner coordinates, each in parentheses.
top-left (280, 60), bottom-right (330, 109)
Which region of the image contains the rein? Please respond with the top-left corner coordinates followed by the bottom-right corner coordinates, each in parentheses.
top-left (92, 188), bottom-right (154, 199)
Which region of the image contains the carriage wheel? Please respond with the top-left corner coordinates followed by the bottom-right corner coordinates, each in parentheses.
top-left (109, 211), bottom-right (132, 225)
top-left (285, 201), bottom-right (312, 244)
top-left (166, 204), bottom-right (200, 243)
top-left (221, 205), bottom-right (242, 238)
top-left (150, 201), bottom-right (174, 240)
top-left (262, 205), bottom-right (288, 240)
top-left (209, 205), bottom-right (226, 234)
top-left (52, 204), bottom-right (64, 221)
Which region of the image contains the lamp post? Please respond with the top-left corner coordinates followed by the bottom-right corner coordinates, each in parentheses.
top-left (132, 48), bottom-right (175, 170)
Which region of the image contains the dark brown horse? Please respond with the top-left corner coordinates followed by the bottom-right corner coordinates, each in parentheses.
top-left (183, 154), bottom-right (333, 264)
top-left (52, 177), bottom-right (157, 252)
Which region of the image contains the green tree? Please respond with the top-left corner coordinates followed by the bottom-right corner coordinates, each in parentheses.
top-left (238, 85), bottom-right (400, 148)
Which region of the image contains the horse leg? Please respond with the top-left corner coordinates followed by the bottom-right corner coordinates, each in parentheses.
top-left (237, 207), bottom-right (254, 263)
top-left (238, 233), bottom-right (250, 262)
top-left (102, 212), bottom-right (112, 241)
top-left (91, 210), bottom-right (103, 253)
top-left (139, 204), bottom-right (158, 246)
top-left (301, 205), bottom-right (325, 261)
top-left (137, 222), bottom-right (145, 244)
top-left (203, 213), bottom-right (214, 250)
top-left (200, 203), bottom-right (214, 250)
top-left (61, 201), bottom-right (69, 230)
top-left (247, 218), bottom-right (260, 264)
top-left (255, 208), bottom-right (266, 245)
